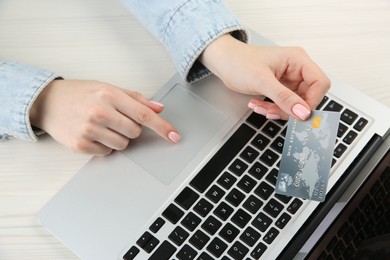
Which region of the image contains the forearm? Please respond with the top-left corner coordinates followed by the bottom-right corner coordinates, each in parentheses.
top-left (0, 60), bottom-right (58, 141)
top-left (120, 0), bottom-right (248, 83)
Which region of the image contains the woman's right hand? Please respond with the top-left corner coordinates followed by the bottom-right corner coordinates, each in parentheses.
top-left (29, 80), bottom-right (180, 155)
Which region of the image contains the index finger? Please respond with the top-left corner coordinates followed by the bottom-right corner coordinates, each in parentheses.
top-left (300, 57), bottom-right (331, 109)
top-left (116, 90), bottom-right (181, 143)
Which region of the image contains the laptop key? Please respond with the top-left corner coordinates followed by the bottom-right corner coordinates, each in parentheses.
top-left (143, 236), bottom-right (159, 253)
top-left (162, 203), bottom-right (184, 224)
top-left (237, 175), bottom-right (257, 193)
top-left (254, 181), bottom-right (274, 200)
top-left (168, 226), bottom-right (189, 246)
top-left (260, 149), bottom-right (279, 167)
top-left (262, 122), bottom-right (281, 138)
top-left (337, 122), bottom-right (348, 138)
top-left (148, 241), bottom-right (176, 260)
top-left (248, 162), bottom-right (268, 180)
top-left (354, 117), bottom-right (368, 131)
top-left (206, 237), bottom-right (228, 258)
top-left (324, 100), bottom-right (343, 112)
top-left (240, 226), bottom-right (261, 247)
top-left (275, 213), bottom-right (292, 229)
top-left (316, 95), bottom-right (329, 109)
top-left (176, 244), bottom-right (197, 260)
top-left (197, 252), bottom-right (214, 260)
top-left (265, 168), bottom-right (279, 186)
top-left (240, 146), bottom-right (260, 163)
top-left (226, 188), bottom-right (246, 207)
top-left (341, 108), bottom-right (358, 125)
top-left (251, 242), bottom-right (267, 259)
top-left (214, 201), bottom-right (234, 221)
top-left (264, 198), bottom-right (284, 218)
top-left (343, 130), bottom-right (358, 145)
top-left (206, 185), bottom-right (225, 203)
top-left (263, 227), bottom-right (279, 244)
top-left (228, 241), bottom-right (249, 260)
top-left (275, 119), bottom-right (287, 126)
top-left (229, 158), bottom-right (248, 177)
top-left (274, 193), bottom-right (292, 204)
top-left (271, 136), bottom-right (285, 154)
top-left (181, 212), bottom-right (201, 232)
top-left (136, 231), bottom-right (153, 248)
top-left (218, 172), bottom-right (237, 190)
top-left (149, 217), bottom-right (165, 233)
top-left (287, 198), bottom-right (303, 214)
top-left (334, 143), bottom-right (347, 158)
top-left (281, 126), bottom-right (287, 137)
top-left (219, 222), bottom-right (240, 243)
top-left (175, 187), bottom-right (200, 210)
top-left (123, 246), bottom-right (139, 260)
top-left (243, 195), bottom-right (263, 214)
top-left (190, 124), bottom-right (255, 193)
top-left (231, 209), bottom-right (252, 228)
top-left (201, 215), bottom-right (222, 235)
top-left (189, 230), bottom-right (210, 250)
top-left (252, 212), bottom-right (272, 232)
top-left (246, 112), bottom-right (267, 129)
top-left (193, 198), bottom-right (213, 217)
top-left (251, 133), bottom-right (270, 151)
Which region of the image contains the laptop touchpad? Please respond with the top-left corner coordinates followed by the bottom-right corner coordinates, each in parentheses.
top-left (122, 84), bottom-right (228, 185)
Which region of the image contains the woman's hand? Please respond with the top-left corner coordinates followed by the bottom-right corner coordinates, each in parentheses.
top-left (200, 34), bottom-right (331, 120)
top-left (30, 80), bottom-right (180, 155)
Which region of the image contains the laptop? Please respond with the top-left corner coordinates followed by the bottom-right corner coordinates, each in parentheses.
top-left (294, 134), bottom-right (390, 260)
top-left (39, 31), bottom-right (390, 260)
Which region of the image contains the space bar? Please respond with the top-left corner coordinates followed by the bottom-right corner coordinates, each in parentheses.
top-left (189, 123), bottom-right (255, 193)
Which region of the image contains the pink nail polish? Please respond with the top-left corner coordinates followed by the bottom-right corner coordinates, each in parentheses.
top-left (254, 106), bottom-right (268, 115)
top-left (150, 100), bottom-right (164, 107)
top-left (248, 102), bottom-right (256, 110)
top-left (168, 131), bottom-right (181, 143)
top-left (266, 113), bottom-right (281, 120)
top-left (292, 104), bottom-right (311, 120)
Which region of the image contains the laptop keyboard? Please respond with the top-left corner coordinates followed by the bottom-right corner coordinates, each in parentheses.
top-left (123, 95), bottom-right (369, 260)
top-left (308, 159), bottom-right (390, 260)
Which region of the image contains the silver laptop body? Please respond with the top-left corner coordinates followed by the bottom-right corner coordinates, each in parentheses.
top-left (39, 32), bottom-right (390, 260)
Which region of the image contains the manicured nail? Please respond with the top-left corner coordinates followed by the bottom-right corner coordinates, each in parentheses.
top-left (254, 106), bottom-right (268, 115)
top-left (168, 131), bottom-right (181, 143)
top-left (292, 104), bottom-right (311, 120)
top-left (248, 101), bottom-right (257, 109)
top-left (266, 113), bottom-right (281, 120)
top-left (150, 100), bottom-right (164, 107)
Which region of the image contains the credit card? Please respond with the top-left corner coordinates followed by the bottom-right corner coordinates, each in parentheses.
top-left (275, 110), bottom-right (340, 202)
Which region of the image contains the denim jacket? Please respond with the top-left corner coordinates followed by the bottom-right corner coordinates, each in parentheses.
top-left (0, 0), bottom-right (248, 142)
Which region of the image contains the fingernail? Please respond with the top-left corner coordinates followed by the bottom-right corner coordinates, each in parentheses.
top-left (248, 102), bottom-right (256, 110)
top-left (150, 100), bottom-right (164, 107)
top-left (266, 113), bottom-right (281, 120)
top-left (292, 104), bottom-right (311, 120)
top-left (168, 131), bottom-right (181, 143)
top-left (254, 106), bottom-right (268, 115)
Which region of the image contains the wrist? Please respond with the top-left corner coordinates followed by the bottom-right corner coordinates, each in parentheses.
top-left (29, 79), bottom-right (58, 130)
top-left (199, 33), bottom-right (245, 78)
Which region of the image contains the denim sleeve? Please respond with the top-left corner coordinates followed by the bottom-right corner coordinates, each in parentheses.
top-left (0, 60), bottom-right (58, 141)
top-left (120, 0), bottom-right (248, 83)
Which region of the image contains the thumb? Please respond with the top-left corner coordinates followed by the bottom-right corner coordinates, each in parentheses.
top-left (263, 78), bottom-right (311, 121)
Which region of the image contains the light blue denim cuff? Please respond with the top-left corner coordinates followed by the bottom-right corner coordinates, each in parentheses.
top-left (161, 0), bottom-right (249, 82)
top-left (0, 60), bottom-right (58, 141)
top-left (121, 0), bottom-right (248, 83)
